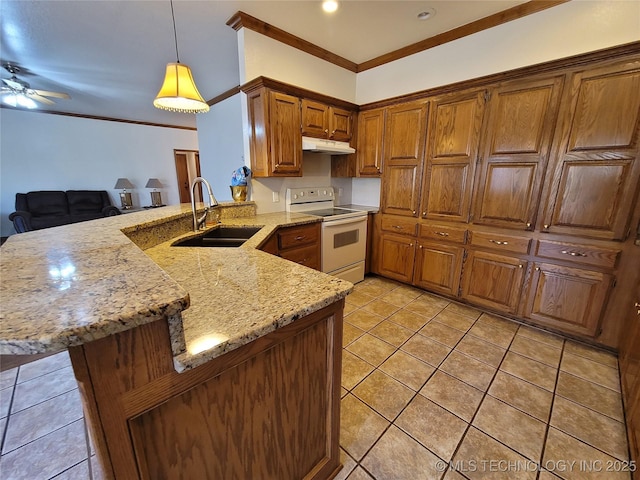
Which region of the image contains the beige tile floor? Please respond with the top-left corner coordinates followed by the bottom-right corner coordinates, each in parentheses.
top-left (0, 275), bottom-right (631, 479)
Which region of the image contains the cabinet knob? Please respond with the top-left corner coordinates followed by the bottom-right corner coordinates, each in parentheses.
top-left (518, 264), bottom-right (523, 269)
top-left (543, 224), bottom-right (549, 230)
top-left (275, 164), bottom-right (280, 168)
top-left (393, 225), bottom-right (403, 230)
top-left (489, 239), bottom-right (508, 245)
top-left (412, 210), bottom-right (416, 215)
top-left (418, 244), bottom-right (423, 249)
top-left (436, 232), bottom-right (449, 237)
top-left (324, 129), bottom-right (329, 134)
top-left (526, 222), bottom-right (532, 229)
top-left (409, 243), bottom-right (414, 247)
top-left (635, 302), bottom-right (640, 307)
top-left (422, 212), bottom-right (427, 216)
top-left (535, 267), bottom-right (540, 271)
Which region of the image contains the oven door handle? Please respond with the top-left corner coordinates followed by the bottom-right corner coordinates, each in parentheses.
top-left (322, 216), bottom-right (367, 227)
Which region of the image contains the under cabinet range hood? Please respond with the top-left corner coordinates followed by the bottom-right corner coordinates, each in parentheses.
top-left (302, 136), bottom-right (355, 155)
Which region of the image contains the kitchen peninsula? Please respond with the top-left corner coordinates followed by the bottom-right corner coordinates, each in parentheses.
top-left (0, 203), bottom-right (352, 479)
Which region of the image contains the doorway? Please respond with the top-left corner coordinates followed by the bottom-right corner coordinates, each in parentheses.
top-left (174, 150), bottom-right (202, 203)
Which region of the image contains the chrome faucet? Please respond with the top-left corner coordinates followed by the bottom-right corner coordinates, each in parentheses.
top-left (190, 177), bottom-right (219, 231)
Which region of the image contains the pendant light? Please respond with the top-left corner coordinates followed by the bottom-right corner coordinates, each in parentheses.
top-left (153, 0), bottom-right (209, 113)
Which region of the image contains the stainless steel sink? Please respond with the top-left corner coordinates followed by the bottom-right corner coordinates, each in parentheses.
top-left (172, 226), bottom-right (262, 248)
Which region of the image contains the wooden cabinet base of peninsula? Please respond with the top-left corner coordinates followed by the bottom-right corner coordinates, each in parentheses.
top-left (68, 301), bottom-right (344, 480)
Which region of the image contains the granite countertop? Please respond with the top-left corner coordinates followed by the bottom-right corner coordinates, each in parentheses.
top-left (0, 205), bottom-right (353, 372)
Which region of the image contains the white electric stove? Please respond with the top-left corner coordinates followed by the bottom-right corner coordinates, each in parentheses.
top-left (286, 187), bottom-right (367, 283)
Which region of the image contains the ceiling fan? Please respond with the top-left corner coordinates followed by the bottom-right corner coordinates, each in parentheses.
top-left (1, 63), bottom-right (70, 108)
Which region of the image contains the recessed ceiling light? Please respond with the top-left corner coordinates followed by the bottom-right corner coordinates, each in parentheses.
top-left (417, 8), bottom-right (436, 20)
top-left (322, 0), bottom-right (338, 13)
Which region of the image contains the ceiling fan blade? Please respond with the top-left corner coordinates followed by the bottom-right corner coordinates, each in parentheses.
top-left (33, 89), bottom-right (70, 99)
top-left (26, 92), bottom-right (55, 105)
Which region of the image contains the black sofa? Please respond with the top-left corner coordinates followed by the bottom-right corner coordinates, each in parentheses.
top-left (9, 190), bottom-right (121, 233)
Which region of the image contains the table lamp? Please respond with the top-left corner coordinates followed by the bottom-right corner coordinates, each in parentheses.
top-left (114, 178), bottom-right (134, 209)
top-left (145, 178), bottom-right (164, 207)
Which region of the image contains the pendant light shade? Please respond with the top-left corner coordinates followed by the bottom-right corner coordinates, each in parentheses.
top-left (154, 63), bottom-right (209, 113)
top-left (153, 0), bottom-right (209, 114)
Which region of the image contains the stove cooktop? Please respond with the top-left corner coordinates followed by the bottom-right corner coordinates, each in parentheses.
top-left (304, 207), bottom-right (363, 218)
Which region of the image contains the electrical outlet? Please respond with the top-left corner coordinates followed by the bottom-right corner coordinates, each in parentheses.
top-left (272, 191), bottom-right (280, 202)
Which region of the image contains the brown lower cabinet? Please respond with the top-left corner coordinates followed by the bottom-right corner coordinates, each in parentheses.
top-left (372, 214), bottom-right (624, 347)
top-left (376, 233), bottom-right (416, 283)
top-left (414, 241), bottom-right (464, 297)
top-left (259, 222), bottom-right (321, 271)
top-left (460, 250), bottom-right (527, 315)
top-left (523, 262), bottom-right (613, 337)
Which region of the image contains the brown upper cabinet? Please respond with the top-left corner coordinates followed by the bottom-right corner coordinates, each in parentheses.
top-left (246, 88), bottom-right (302, 177)
top-left (421, 89), bottom-right (487, 223)
top-left (380, 101), bottom-right (429, 217)
top-left (472, 76), bottom-right (564, 230)
top-left (541, 60), bottom-right (640, 240)
top-left (357, 108), bottom-right (386, 177)
top-left (301, 99), bottom-right (353, 142)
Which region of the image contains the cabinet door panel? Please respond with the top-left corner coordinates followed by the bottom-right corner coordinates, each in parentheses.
top-left (424, 163), bottom-right (470, 219)
top-left (247, 89), bottom-right (269, 178)
top-left (551, 161), bottom-right (630, 231)
top-left (357, 109), bottom-right (385, 177)
top-left (461, 250), bottom-right (526, 314)
top-left (381, 102), bottom-right (428, 217)
top-left (524, 263), bottom-right (612, 337)
top-left (377, 234), bottom-right (415, 283)
top-left (301, 99), bottom-right (329, 138)
top-left (422, 91), bottom-right (485, 222)
top-left (270, 92), bottom-right (302, 175)
top-left (542, 62), bottom-right (640, 239)
top-left (383, 165), bottom-right (421, 216)
top-left (385, 103), bottom-right (428, 162)
top-left (329, 107), bottom-right (352, 141)
top-left (476, 163), bottom-right (536, 225)
top-left (474, 77), bottom-right (563, 230)
top-left (414, 242), bottom-right (464, 296)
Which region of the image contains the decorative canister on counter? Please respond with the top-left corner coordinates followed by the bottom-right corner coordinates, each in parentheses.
top-left (230, 166), bottom-right (251, 202)
top-left (230, 185), bottom-right (248, 201)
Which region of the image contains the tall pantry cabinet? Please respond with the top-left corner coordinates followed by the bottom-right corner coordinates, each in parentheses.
top-left (372, 47), bottom-right (640, 350)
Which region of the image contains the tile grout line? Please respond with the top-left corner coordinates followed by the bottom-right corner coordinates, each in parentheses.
top-left (345, 301), bottom-right (483, 479)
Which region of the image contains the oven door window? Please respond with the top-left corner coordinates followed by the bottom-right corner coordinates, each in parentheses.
top-left (334, 229), bottom-right (359, 248)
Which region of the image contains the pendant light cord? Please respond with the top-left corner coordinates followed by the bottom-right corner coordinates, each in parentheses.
top-left (170, 0), bottom-right (180, 63)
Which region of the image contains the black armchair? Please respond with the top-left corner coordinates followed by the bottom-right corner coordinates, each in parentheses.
top-left (9, 190), bottom-right (121, 233)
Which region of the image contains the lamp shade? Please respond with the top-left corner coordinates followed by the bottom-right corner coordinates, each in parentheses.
top-left (153, 63), bottom-right (210, 113)
top-left (145, 178), bottom-right (163, 189)
top-left (114, 178), bottom-right (134, 190)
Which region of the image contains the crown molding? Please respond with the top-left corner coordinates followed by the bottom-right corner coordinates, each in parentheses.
top-left (227, 11), bottom-right (358, 73)
top-left (227, 1), bottom-right (570, 74)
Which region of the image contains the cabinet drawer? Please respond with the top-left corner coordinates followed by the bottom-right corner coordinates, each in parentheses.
top-left (278, 223), bottom-right (320, 250)
top-left (535, 240), bottom-right (620, 269)
top-left (469, 230), bottom-right (531, 255)
top-left (419, 223), bottom-right (467, 244)
top-left (381, 215), bottom-right (418, 236)
top-left (280, 244), bottom-right (320, 270)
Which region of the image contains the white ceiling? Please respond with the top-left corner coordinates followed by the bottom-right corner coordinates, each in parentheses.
top-left (0, 0), bottom-right (527, 128)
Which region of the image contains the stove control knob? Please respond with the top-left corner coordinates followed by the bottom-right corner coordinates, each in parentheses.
top-left (300, 192), bottom-right (304, 197)
top-left (329, 191), bottom-right (333, 196)
top-left (323, 190), bottom-right (327, 195)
